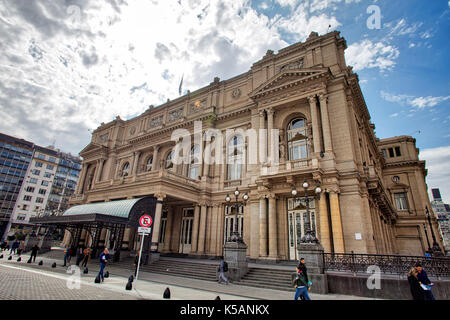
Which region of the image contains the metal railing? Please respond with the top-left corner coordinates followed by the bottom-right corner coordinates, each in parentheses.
top-left (323, 252), bottom-right (450, 277)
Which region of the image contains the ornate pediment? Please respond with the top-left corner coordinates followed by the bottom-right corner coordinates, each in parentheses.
top-left (80, 142), bottom-right (107, 157)
top-left (249, 67), bottom-right (331, 101)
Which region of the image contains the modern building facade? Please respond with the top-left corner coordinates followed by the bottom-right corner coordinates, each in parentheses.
top-left (0, 133), bottom-right (34, 239)
top-left (61, 31), bottom-right (443, 260)
top-left (431, 188), bottom-right (450, 254)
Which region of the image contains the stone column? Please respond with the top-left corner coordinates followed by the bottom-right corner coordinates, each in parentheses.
top-left (259, 110), bottom-right (267, 164)
top-left (216, 204), bottom-right (224, 256)
top-left (122, 228), bottom-right (130, 250)
top-left (191, 204), bottom-right (200, 252)
top-left (268, 194), bottom-right (278, 258)
top-left (76, 164), bottom-right (88, 194)
top-left (152, 145), bottom-right (160, 171)
top-left (132, 151), bottom-right (141, 175)
top-left (318, 94), bottom-right (332, 152)
top-left (197, 204), bottom-right (208, 254)
top-left (267, 108), bottom-right (274, 165)
top-left (249, 200), bottom-right (260, 259)
top-left (95, 159), bottom-right (105, 182)
top-left (150, 194), bottom-right (165, 252)
top-left (163, 206), bottom-right (174, 252)
top-left (319, 195), bottom-right (332, 253)
top-left (259, 195), bottom-right (268, 257)
top-left (329, 191), bottom-right (345, 253)
top-left (209, 205), bottom-right (219, 254)
top-left (308, 95), bottom-right (322, 153)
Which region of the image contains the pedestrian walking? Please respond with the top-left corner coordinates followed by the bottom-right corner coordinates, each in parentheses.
top-left (30, 244), bottom-right (39, 263)
top-left (81, 247), bottom-right (90, 268)
top-left (407, 267), bottom-right (425, 300)
top-left (75, 246), bottom-right (84, 266)
top-left (415, 263), bottom-right (436, 300)
top-left (97, 248), bottom-right (110, 282)
top-left (9, 240), bottom-right (19, 255)
top-left (297, 258), bottom-right (312, 289)
top-left (293, 269), bottom-right (311, 300)
top-left (217, 256), bottom-right (229, 285)
top-left (17, 241), bottom-right (24, 256)
top-left (0, 240), bottom-right (7, 251)
top-left (63, 246), bottom-right (71, 266)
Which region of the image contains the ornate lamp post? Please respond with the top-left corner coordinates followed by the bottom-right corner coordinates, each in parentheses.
top-left (291, 180), bottom-right (322, 244)
top-left (225, 188), bottom-right (249, 243)
top-left (425, 206), bottom-right (443, 256)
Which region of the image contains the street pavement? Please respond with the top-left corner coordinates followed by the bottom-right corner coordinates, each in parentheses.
top-left (0, 249), bottom-right (381, 300)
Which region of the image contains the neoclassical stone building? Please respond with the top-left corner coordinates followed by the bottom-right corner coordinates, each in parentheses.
top-left (63, 31), bottom-right (443, 260)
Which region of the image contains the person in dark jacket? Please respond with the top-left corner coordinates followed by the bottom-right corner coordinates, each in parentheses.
top-left (415, 263), bottom-right (435, 300)
top-left (293, 270), bottom-right (311, 300)
top-left (407, 267), bottom-right (425, 300)
top-left (9, 240), bottom-right (19, 255)
top-left (98, 248), bottom-right (111, 282)
top-left (30, 244), bottom-right (40, 263)
top-left (297, 258), bottom-right (312, 288)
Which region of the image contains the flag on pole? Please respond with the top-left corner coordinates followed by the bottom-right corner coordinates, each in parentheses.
top-left (179, 74), bottom-right (184, 96)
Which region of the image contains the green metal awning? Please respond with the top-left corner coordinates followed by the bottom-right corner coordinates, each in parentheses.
top-left (63, 198), bottom-right (143, 219)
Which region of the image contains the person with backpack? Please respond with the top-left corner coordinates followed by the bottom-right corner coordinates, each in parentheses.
top-left (217, 256), bottom-right (229, 285)
top-left (293, 269), bottom-right (311, 300)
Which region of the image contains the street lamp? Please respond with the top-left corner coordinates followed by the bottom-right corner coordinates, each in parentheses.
top-left (425, 206), bottom-right (443, 256)
top-left (291, 180), bottom-right (322, 244)
top-left (225, 188), bottom-right (249, 243)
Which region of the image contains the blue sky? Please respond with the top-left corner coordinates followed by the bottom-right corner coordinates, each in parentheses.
top-left (0, 0), bottom-right (449, 201)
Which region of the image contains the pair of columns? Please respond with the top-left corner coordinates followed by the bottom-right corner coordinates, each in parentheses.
top-left (258, 108), bottom-right (275, 165)
top-left (259, 195), bottom-right (278, 258)
top-left (308, 94), bottom-right (332, 154)
top-left (318, 191), bottom-right (345, 253)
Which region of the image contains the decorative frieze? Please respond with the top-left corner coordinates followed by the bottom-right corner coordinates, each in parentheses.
top-left (149, 115), bottom-right (163, 128)
top-left (168, 108), bottom-right (184, 122)
top-left (189, 99), bottom-right (206, 114)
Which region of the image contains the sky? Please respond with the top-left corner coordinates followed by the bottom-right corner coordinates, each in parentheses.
top-left (0, 0), bottom-right (449, 202)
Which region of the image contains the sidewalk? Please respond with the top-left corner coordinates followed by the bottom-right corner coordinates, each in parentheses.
top-left (0, 249), bottom-right (382, 300)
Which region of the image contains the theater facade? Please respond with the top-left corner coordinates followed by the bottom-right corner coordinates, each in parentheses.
top-left (54, 31), bottom-right (443, 261)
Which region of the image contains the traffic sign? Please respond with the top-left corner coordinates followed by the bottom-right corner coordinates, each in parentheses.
top-left (138, 227), bottom-right (151, 234)
top-left (139, 215), bottom-right (153, 228)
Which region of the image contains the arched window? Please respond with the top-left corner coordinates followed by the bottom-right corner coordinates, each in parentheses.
top-left (165, 151), bottom-right (174, 171)
top-left (146, 156), bottom-right (153, 172)
top-left (188, 145), bottom-right (200, 180)
top-left (287, 118), bottom-right (309, 161)
top-left (121, 162), bottom-right (130, 177)
top-left (227, 135), bottom-right (244, 180)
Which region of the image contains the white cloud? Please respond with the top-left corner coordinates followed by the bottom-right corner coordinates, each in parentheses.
top-left (420, 146), bottom-right (450, 203)
top-left (389, 113), bottom-right (399, 118)
top-left (380, 91), bottom-right (450, 109)
top-left (345, 40), bottom-right (400, 71)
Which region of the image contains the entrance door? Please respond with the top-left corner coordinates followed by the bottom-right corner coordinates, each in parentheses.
top-left (287, 197), bottom-right (316, 260)
top-left (178, 208), bottom-right (194, 254)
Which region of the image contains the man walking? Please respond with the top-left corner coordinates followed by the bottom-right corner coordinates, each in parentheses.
top-left (98, 248), bottom-right (110, 283)
top-left (217, 256), bottom-right (229, 285)
top-left (81, 247), bottom-right (90, 268)
top-left (63, 246), bottom-right (70, 266)
top-left (75, 246), bottom-right (84, 266)
top-left (9, 240), bottom-right (19, 255)
top-left (30, 244), bottom-right (39, 263)
top-left (293, 270), bottom-right (311, 300)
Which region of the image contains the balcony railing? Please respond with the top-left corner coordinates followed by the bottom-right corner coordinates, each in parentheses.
top-left (323, 252), bottom-right (450, 278)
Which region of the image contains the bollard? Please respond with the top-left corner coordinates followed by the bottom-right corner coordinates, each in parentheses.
top-left (38, 261), bottom-right (43, 266)
top-left (104, 271), bottom-right (109, 278)
top-left (27, 257), bottom-right (32, 264)
top-left (52, 262), bottom-right (56, 268)
top-left (95, 274), bottom-right (101, 283)
top-left (8, 256), bottom-right (12, 260)
top-left (83, 267), bottom-right (88, 274)
top-left (0, 254), bottom-right (3, 259)
top-left (126, 279), bottom-right (132, 290)
top-left (163, 288), bottom-right (171, 299)
top-left (17, 257), bottom-right (21, 262)
top-left (215, 296), bottom-right (221, 300)
top-left (128, 275), bottom-right (134, 283)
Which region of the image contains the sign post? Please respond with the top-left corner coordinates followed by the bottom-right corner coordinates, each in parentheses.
top-left (135, 215), bottom-right (153, 286)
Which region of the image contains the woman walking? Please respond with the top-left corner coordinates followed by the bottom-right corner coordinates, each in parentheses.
top-left (408, 267), bottom-right (425, 300)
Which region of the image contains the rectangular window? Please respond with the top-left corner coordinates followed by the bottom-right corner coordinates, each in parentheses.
top-left (49, 157), bottom-right (56, 163)
top-left (395, 146), bottom-right (401, 157)
top-left (381, 149), bottom-right (387, 158)
top-left (44, 172), bottom-right (52, 178)
top-left (388, 148), bottom-right (395, 158)
top-left (46, 164), bottom-right (54, 170)
top-left (29, 178), bottom-right (38, 184)
top-left (41, 181), bottom-right (49, 186)
top-left (32, 169), bottom-right (41, 176)
top-left (25, 186), bottom-right (35, 193)
top-left (35, 162), bottom-right (43, 167)
top-left (394, 193), bottom-right (408, 211)
top-left (38, 189), bottom-right (46, 195)
top-left (23, 195), bottom-right (32, 201)
top-left (22, 204), bottom-right (28, 210)
top-left (36, 197), bottom-right (44, 204)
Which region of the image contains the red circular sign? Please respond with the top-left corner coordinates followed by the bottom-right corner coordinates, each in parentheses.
top-left (139, 215), bottom-right (153, 228)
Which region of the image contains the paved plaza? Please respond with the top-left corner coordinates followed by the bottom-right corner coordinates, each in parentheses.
top-left (0, 249), bottom-right (383, 301)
